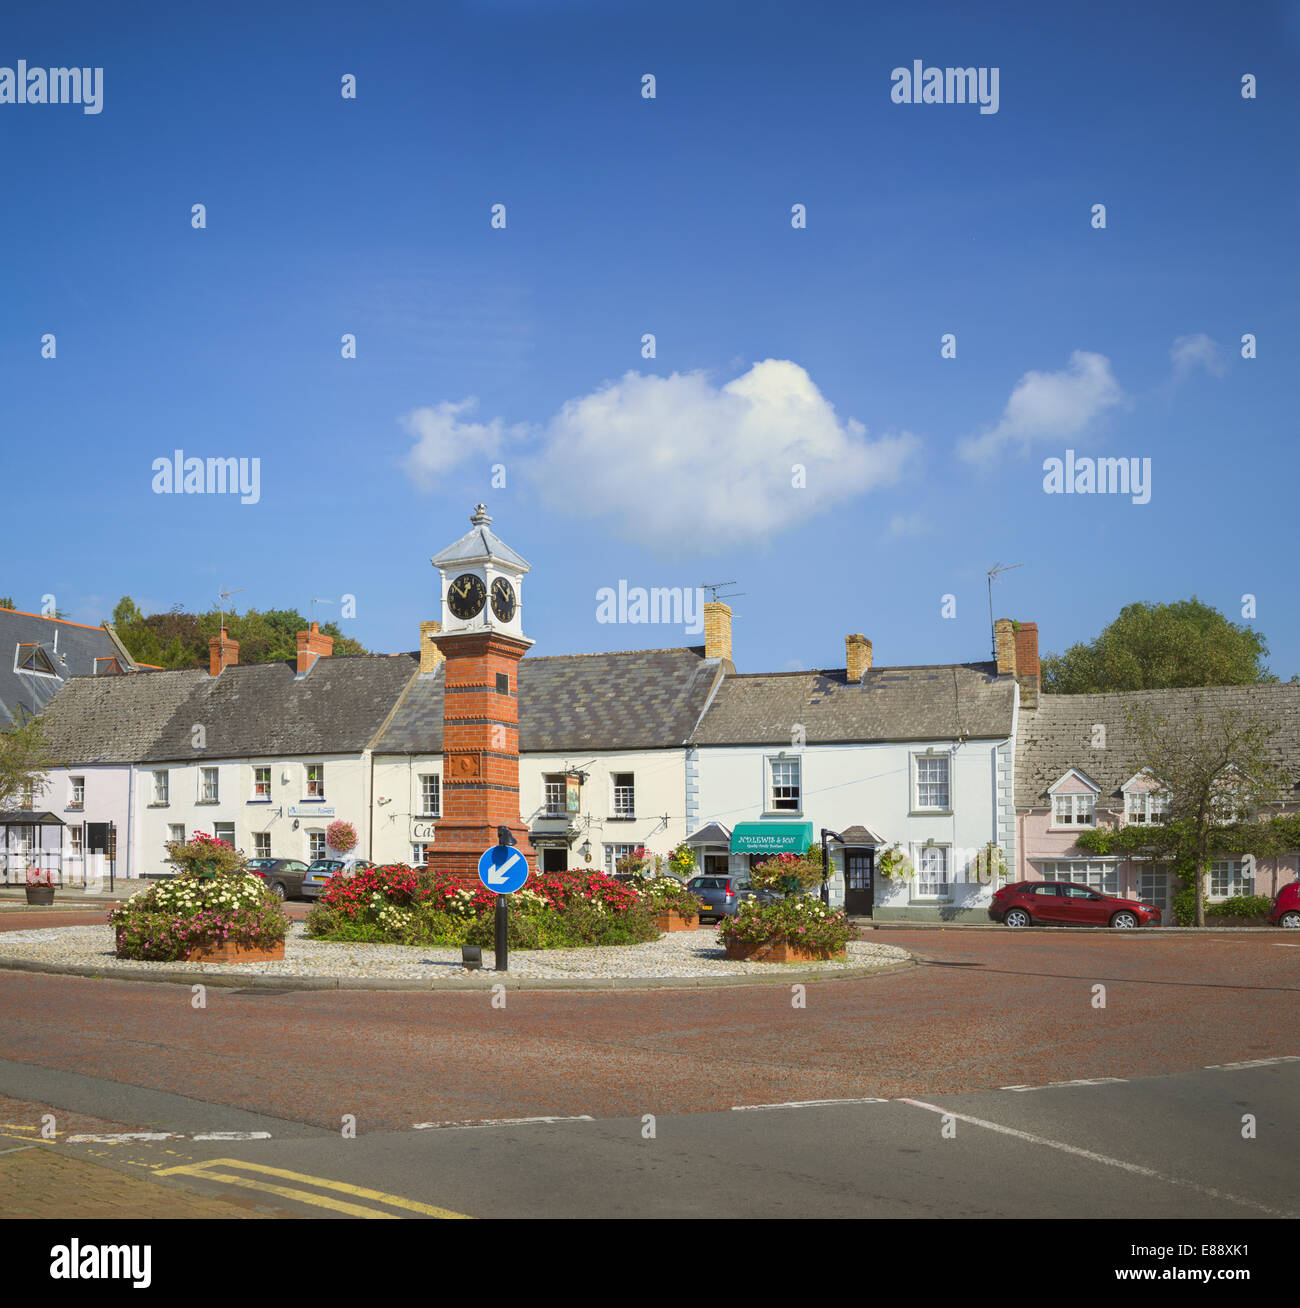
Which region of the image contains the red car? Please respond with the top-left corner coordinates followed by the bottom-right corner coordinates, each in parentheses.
top-left (1268, 881), bottom-right (1300, 928)
top-left (990, 881), bottom-right (1162, 929)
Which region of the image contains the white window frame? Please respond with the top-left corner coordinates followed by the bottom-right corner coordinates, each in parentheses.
top-left (611, 773), bottom-right (636, 819)
top-left (69, 776), bottom-right (85, 808)
top-left (411, 842), bottom-right (432, 865)
top-left (252, 831), bottom-right (272, 858)
top-left (911, 844), bottom-right (950, 901)
top-left (1124, 789), bottom-right (1169, 825)
top-left (911, 751), bottom-right (951, 813)
top-left (1038, 859), bottom-right (1119, 896)
top-left (69, 824), bottom-right (84, 857)
top-left (253, 766), bottom-right (272, 799)
top-left (168, 823), bottom-right (186, 846)
top-left (199, 767), bottom-right (219, 803)
top-left (308, 829), bottom-right (327, 859)
top-left (543, 775), bottom-right (566, 818)
top-left (306, 764), bottom-right (325, 799)
top-left (1208, 858), bottom-right (1252, 901)
top-left (1051, 792), bottom-right (1097, 827)
top-left (213, 821), bottom-right (236, 848)
top-left (153, 770), bottom-right (169, 804)
top-left (419, 774), bottom-right (441, 818)
top-left (603, 842), bottom-right (638, 872)
top-left (767, 756), bottom-right (801, 813)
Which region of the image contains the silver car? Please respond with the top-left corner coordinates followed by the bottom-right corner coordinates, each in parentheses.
top-left (301, 858), bottom-right (372, 901)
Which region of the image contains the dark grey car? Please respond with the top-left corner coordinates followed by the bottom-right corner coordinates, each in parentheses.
top-left (686, 874), bottom-right (760, 924)
top-left (246, 858), bottom-right (311, 901)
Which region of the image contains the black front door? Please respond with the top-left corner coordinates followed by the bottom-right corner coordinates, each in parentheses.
top-left (844, 849), bottom-right (874, 916)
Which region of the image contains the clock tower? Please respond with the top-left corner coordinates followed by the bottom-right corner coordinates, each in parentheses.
top-left (428, 505), bottom-right (536, 885)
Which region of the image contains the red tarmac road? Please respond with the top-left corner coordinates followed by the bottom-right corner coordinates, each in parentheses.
top-left (1, 927), bottom-right (1296, 1131)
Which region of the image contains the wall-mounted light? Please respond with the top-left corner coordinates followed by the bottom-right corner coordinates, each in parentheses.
top-left (292, 819), bottom-right (299, 830)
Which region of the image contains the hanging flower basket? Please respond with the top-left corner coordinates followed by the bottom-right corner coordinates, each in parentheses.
top-left (326, 820), bottom-right (357, 854)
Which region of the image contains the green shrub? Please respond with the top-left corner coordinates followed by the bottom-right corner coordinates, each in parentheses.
top-left (1207, 895), bottom-right (1273, 919)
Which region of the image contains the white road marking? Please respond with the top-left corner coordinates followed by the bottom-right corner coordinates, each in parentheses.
top-left (1001, 1078), bottom-right (1127, 1092)
top-left (1204, 1056), bottom-right (1300, 1071)
top-left (66, 1132), bottom-right (182, 1143)
top-left (731, 1097), bottom-right (889, 1111)
top-left (896, 1098), bottom-right (1295, 1218)
top-left (191, 1131), bottom-right (274, 1141)
top-left (412, 1115), bottom-right (594, 1130)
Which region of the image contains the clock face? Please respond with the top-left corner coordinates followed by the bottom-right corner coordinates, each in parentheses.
top-left (447, 573), bottom-right (486, 620)
top-left (490, 577), bottom-right (517, 623)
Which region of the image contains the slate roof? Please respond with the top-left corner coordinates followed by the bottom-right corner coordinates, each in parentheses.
top-left (146, 656), bottom-right (419, 761)
top-left (374, 647), bottom-right (727, 754)
top-left (0, 608), bottom-right (137, 727)
top-left (38, 667), bottom-right (207, 764)
top-left (1015, 686), bottom-right (1300, 808)
top-left (687, 662), bottom-right (1015, 746)
top-left (39, 656), bottom-right (419, 764)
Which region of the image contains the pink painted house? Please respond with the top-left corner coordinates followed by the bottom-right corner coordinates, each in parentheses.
top-left (1015, 685), bottom-right (1300, 917)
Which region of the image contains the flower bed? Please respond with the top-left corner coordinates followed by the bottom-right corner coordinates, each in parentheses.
top-left (109, 832), bottom-right (290, 962)
top-left (717, 896), bottom-right (853, 962)
top-left (304, 864), bottom-right (660, 949)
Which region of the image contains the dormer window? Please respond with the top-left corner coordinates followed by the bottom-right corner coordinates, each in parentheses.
top-left (16, 643), bottom-right (57, 676)
top-left (1048, 769), bottom-right (1100, 827)
top-left (1122, 769), bottom-right (1170, 825)
top-left (94, 657), bottom-right (122, 676)
top-left (1052, 793), bottom-right (1096, 826)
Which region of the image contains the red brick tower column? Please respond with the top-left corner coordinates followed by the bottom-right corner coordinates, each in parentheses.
top-left (430, 629), bottom-right (536, 886)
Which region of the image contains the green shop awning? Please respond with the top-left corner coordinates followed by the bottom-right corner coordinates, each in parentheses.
top-left (730, 822), bottom-right (814, 856)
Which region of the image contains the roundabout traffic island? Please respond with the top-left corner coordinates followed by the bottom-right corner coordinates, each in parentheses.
top-left (108, 832), bottom-right (290, 964)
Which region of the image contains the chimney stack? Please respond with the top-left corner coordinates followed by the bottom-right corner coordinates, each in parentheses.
top-left (208, 629), bottom-right (239, 677)
top-left (846, 634), bottom-right (873, 682)
top-left (420, 620), bottom-right (445, 675)
top-left (296, 621), bottom-right (334, 676)
top-left (703, 601), bottom-right (732, 664)
top-left (994, 618), bottom-right (1018, 677)
top-left (1014, 621), bottom-right (1040, 708)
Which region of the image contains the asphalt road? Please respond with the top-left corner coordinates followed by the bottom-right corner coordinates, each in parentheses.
top-left (1, 926), bottom-right (1296, 1218)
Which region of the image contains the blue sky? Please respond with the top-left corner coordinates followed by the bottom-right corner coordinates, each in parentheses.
top-left (2, 0), bottom-right (1298, 677)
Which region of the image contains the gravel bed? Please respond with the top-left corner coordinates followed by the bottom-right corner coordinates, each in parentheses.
top-left (0, 921), bottom-right (909, 982)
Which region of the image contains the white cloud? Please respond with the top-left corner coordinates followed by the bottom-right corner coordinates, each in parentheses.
top-left (400, 399), bottom-right (526, 491)
top-left (400, 360), bottom-right (918, 552)
top-left (958, 350), bottom-right (1126, 463)
top-left (1170, 333), bottom-right (1226, 381)
top-left (528, 360), bottom-right (917, 549)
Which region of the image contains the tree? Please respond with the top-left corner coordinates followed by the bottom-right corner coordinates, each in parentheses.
top-left (1042, 598), bottom-right (1272, 693)
top-left (0, 596), bottom-right (15, 610)
top-left (0, 714), bottom-right (53, 813)
top-left (112, 596), bottom-right (143, 628)
top-left (1077, 698), bottom-right (1289, 926)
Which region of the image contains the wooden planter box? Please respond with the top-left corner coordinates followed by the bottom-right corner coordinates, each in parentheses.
top-left (115, 933), bottom-right (286, 964)
top-left (179, 939), bottom-right (286, 964)
top-left (654, 910), bottom-right (699, 932)
top-left (25, 886), bottom-right (55, 906)
top-left (723, 937), bottom-right (846, 964)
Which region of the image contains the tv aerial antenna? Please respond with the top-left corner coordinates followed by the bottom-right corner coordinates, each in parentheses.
top-left (701, 581), bottom-right (746, 603)
top-left (985, 563), bottom-right (1022, 658)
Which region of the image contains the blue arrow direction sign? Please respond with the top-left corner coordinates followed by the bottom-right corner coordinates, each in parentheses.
top-left (477, 845), bottom-right (530, 894)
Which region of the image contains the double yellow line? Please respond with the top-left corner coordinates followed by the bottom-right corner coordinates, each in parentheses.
top-left (154, 1158), bottom-right (470, 1219)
